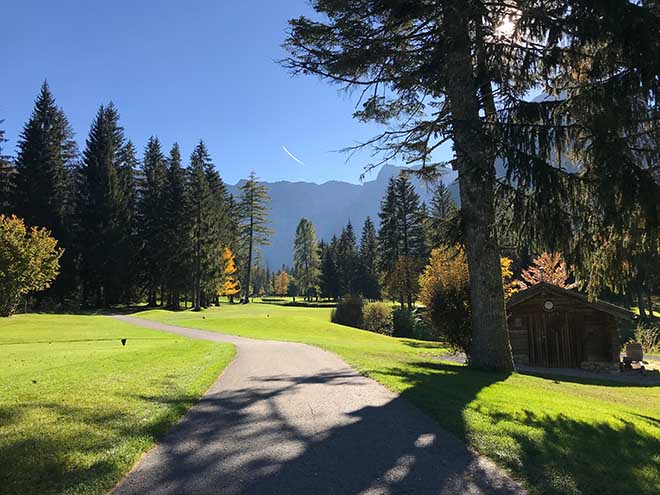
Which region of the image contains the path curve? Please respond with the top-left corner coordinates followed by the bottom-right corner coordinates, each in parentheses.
top-left (110, 315), bottom-right (523, 495)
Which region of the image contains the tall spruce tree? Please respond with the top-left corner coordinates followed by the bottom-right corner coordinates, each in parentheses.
top-left (14, 82), bottom-right (78, 300)
top-left (14, 82), bottom-right (77, 234)
top-left (359, 216), bottom-right (381, 300)
top-left (138, 137), bottom-right (168, 306)
top-left (336, 221), bottom-right (359, 296)
top-left (319, 236), bottom-right (340, 300)
top-left (162, 143), bottom-right (189, 309)
top-left (378, 174), bottom-right (427, 308)
top-left (78, 103), bottom-right (134, 306)
top-left (429, 182), bottom-right (457, 248)
top-left (0, 122), bottom-right (13, 214)
top-left (186, 141), bottom-right (227, 310)
top-left (293, 218), bottom-right (321, 300)
top-left (378, 178), bottom-right (400, 275)
top-left (238, 172), bottom-right (272, 303)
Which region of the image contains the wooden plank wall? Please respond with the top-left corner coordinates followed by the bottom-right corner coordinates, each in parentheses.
top-left (508, 290), bottom-right (619, 368)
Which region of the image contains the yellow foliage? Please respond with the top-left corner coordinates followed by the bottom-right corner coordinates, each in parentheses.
top-left (0, 214), bottom-right (63, 316)
top-left (221, 247), bottom-right (240, 296)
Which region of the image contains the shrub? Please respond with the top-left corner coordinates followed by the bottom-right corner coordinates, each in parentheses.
top-left (392, 308), bottom-right (415, 338)
top-left (633, 323), bottom-right (660, 355)
top-left (0, 215), bottom-right (63, 317)
top-left (419, 246), bottom-right (472, 357)
top-left (331, 295), bottom-right (363, 328)
top-left (362, 302), bottom-right (394, 335)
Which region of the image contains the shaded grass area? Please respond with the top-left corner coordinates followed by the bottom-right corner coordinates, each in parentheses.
top-left (138, 304), bottom-right (660, 495)
top-left (0, 314), bottom-right (234, 495)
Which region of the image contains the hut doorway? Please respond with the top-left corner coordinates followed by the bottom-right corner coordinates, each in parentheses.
top-left (528, 311), bottom-right (581, 368)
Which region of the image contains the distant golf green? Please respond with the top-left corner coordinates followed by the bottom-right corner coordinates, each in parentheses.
top-left (138, 303), bottom-right (660, 495)
top-left (0, 313), bottom-right (234, 495)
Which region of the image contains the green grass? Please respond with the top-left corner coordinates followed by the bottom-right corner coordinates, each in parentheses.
top-left (138, 304), bottom-right (660, 495)
top-left (0, 313), bottom-right (235, 495)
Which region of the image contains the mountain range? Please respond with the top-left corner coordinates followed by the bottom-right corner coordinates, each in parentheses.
top-left (226, 165), bottom-right (459, 269)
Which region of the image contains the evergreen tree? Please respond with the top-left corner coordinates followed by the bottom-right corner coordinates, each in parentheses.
top-left (336, 222), bottom-right (359, 296)
top-left (293, 218), bottom-right (321, 300)
top-left (14, 82), bottom-right (77, 234)
top-left (77, 103), bottom-right (134, 306)
top-left (319, 237), bottom-right (339, 300)
top-left (378, 178), bottom-right (399, 275)
top-left (238, 172), bottom-right (272, 303)
top-left (13, 82), bottom-right (78, 300)
top-left (138, 136), bottom-right (168, 306)
top-left (359, 216), bottom-right (381, 300)
top-left (0, 122), bottom-right (13, 214)
top-left (162, 144), bottom-right (189, 309)
top-left (117, 141), bottom-right (140, 303)
top-left (378, 174), bottom-right (427, 309)
top-left (429, 182), bottom-right (457, 247)
top-left (186, 141), bottom-right (226, 310)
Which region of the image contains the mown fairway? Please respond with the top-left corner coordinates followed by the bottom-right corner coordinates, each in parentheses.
top-left (0, 314), bottom-right (234, 495)
top-left (139, 303), bottom-right (660, 495)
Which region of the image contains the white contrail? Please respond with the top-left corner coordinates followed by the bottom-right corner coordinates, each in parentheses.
top-left (282, 145), bottom-right (305, 166)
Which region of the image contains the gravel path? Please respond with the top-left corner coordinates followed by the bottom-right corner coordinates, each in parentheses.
top-left (110, 315), bottom-right (523, 495)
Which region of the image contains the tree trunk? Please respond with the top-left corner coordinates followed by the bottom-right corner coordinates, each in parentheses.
top-left (243, 215), bottom-right (254, 304)
top-left (443, 2), bottom-right (513, 371)
top-left (637, 283), bottom-right (648, 319)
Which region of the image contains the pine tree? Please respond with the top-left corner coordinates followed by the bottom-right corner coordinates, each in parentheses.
top-left (238, 172), bottom-right (272, 303)
top-left (319, 237), bottom-right (339, 300)
top-left (0, 122), bottom-right (13, 214)
top-left (13, 82), bottom-right (78, 300)
top-left (378, 174), bottom-right (427, 309)
top-left (359, 216), bottom-right (380, 300)
top-left (186, 141), bottom-right (226, 310)
top-left (378, 178), bottom-right (400, 275)
top-left (162, 144), bottom-right (189, 309)
top-left (336, 222), bottom-right (359, 296)
top-left (138, 136), bottom-right (168, 305)
top-left (293, 218), bottom-right (321, 300)
top-left (78, 103), bottom-right (134, 306)
top-left (284, 0), bottom-right (660, 371)
top-left (14, 82), bottom-right (77, 234)
top-left (429, 182), bottom-right (457, 247)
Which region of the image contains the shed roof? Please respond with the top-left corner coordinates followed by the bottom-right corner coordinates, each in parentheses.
top-left (507, 282), bottom-right (634, 320)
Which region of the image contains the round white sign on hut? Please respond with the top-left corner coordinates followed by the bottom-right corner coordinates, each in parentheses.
top-left (544, 300), bottom-right (554, 311)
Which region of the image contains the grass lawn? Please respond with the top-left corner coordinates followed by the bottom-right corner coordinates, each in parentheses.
top-left (138, 303), bottom-right (660, 495)
top-left (0, 314), bottom-right (234, 495)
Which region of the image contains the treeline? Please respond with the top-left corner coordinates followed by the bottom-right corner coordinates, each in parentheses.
top-left (268, 173), bottom-right (457, 307)
top-left (0, 82), bottom-right (271, 309)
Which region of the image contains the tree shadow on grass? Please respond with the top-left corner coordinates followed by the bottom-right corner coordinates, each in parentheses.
top-left (377, 361), bottom-right (660, 495)
top-left (0, 388), bottom-right (205, 495)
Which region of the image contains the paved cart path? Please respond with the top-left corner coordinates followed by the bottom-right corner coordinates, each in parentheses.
top-left (110, 315), bottom-right (523, 495)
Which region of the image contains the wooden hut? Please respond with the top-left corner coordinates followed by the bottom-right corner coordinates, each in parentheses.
top-left (507, 282), bottom-right (633, 370)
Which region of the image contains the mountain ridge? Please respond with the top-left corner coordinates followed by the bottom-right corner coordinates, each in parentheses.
top-left (226, 164), bottom-right (459, 268)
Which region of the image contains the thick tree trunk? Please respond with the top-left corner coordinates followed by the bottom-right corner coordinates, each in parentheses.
top-left (443, 2), bottom-right (514, 371)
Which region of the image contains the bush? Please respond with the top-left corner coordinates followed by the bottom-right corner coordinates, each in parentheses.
top-left (0, 215), bottom-right (63, 317)
top-left (419, 246), bottom-right (472, 357)
top-left (331, 295), bottom-right (363, 328)
top-left (362, 302), bottom-right (394, 335)
top-left (393, 308), bottom-right (415, 338)
top-left (633, 323), bottom-right (660, 355)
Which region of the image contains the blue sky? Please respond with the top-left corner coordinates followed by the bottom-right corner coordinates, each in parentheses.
top-left (0, 1), bottom-right (452, 185)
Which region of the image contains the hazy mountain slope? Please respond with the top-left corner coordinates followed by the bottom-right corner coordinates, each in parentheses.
top-left (227, 165), bottom-right (459, 268)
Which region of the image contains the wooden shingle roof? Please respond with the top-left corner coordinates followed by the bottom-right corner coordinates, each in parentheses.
top-left (507, 282), bottom-right (634, 320)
